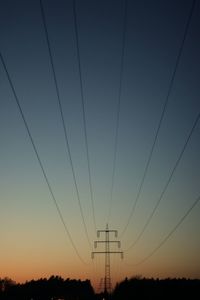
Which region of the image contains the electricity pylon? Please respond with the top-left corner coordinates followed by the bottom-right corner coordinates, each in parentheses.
top-left (92, 224), bottom-right (123, 296)
top-left (97, 278), bottom-right (104, 294)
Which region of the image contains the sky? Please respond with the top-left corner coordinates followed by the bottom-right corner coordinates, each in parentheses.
top-left (0, 0), bottom-right (200, 291)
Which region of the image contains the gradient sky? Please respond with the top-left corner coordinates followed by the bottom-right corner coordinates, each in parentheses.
top-left (0, 0), bottom-right (200, 291)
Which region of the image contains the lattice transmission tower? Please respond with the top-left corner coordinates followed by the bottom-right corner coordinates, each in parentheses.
top-left (92, 224), bottom-right (123, 296)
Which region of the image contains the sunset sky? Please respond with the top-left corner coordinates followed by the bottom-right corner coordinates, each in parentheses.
top-left (0, 0), bottom-right (200, 291)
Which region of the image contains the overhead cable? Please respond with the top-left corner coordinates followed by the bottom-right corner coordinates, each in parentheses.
top-left (126, 111), bottom-right (200, 251)
top-left (73, 0), bottom-right (97, 231)
top-left (120, 0), bottom-right (196, 238)
top-left (107, 0), bottom-right (128, 223)
top-left (39, 0), bottom-right (91, 249)
top-left (0, 50), bottom-right (88, 265)
top-left (128, 193), bottom-right (200, 266)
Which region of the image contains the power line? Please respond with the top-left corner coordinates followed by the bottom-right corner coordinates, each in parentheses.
top-left (73, 0), bottom-right (97, 231)
top-left (0, 50), bottom-right (88, 265)
top-left (125, 111), bottom-right (200, 251)
top-left (107, 0), bottom-right (128, 223)
top-left (39, 0), bottom-right (92, 249)
top-left (128, 193), bottom-right (200, 266)
top-left (120, 0), bottom-right (196, 238)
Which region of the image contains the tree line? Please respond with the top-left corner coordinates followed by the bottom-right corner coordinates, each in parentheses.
top-left (1, 275), bottom-right (200, 300)
top-left (0, 275), bottom-right (95, 300)
top-left (112, 276), bottom-right (200, 300)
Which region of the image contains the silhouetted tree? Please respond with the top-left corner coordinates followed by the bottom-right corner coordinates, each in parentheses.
top-left (112, 277), bottom-right (200, 300)
top-left (0, 278), bottom-right (16, 293)
top-left (0, 275), bottom-right (95, 300)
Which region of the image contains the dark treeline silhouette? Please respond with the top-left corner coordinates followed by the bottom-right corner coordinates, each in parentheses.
top-left (112, 276), bottom-right (200, 300)
top-left (0, 275), bottom-right (95, 300)
top-left (1, 275), bottom-right (200, 300)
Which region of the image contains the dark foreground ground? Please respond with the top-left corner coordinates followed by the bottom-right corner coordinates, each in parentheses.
top-left (1, 276), bottom-right (200, 300)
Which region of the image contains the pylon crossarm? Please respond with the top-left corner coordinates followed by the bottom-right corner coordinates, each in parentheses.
top-left (94, 240), bottom-right (121, 248)
top-left (97, 229), bottom-right (118, 237)
top-left (92, 251), bottom-right (123, 254)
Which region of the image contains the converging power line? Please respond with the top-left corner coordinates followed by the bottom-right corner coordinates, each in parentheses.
top-left (125, 111), bottom-right (200, 251)
top-left (0, 50), bottom-right (88, 265)
top-left (107, 0), bottom-right (128, 224)
top-left (73, 0), bottom-right (97, 232)
top-left (39, 0), bottom-right (92, 249)
top-left (127, 193), bottom-right (200, 266)
top-left (120, 0), bottom-right (196, 238)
